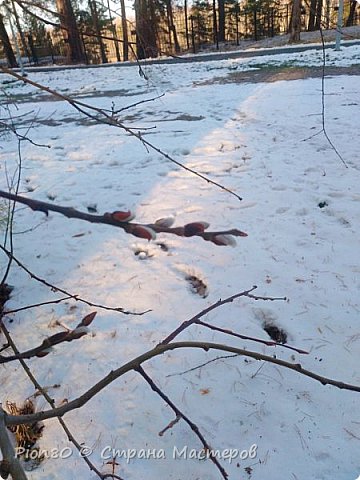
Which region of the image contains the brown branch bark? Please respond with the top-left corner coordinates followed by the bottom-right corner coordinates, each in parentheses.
top-left (3, 295), bottom-right (72, 315)
top-left (197, 319), bottom-right (308, 354)
top-left (0, 321), bottom-right (109, 480)
top-left (0, 244), bottom-right (148, 315)
top-left (0, 190), bottom-right (247, 243)
top-left (160, 286), bottom-right (286, 344)
top-left (137, 365), bottom-right (228, 479)
top-left (0, 311), bottom-right (97, 363)
top-left (5, 340), bottom-right (360, 427)
top-left (0, 408), bottom-right (27, 480)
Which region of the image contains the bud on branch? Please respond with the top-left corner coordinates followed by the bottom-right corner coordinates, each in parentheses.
top-left (0, 312), bottom-right (97, 363)
top-left (0, 191), bottom-right (247, 246)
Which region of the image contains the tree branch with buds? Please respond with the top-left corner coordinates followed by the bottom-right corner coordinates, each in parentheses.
top-left (0, 190), bottom-right (247, 246)
top-left (0, 312), bottom-right (96, 363)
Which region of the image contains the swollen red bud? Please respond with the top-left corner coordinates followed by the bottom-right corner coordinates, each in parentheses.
top-left (184, 222), bottom-right (210, 237)
top-left (212, 234), bottom-right (237, 247)
top-left (78, 311), bottom-right (97, 328)
top-left (132, 226), bottom-right (156, 241)
top-left (110, 210), bottom-right (135, 223)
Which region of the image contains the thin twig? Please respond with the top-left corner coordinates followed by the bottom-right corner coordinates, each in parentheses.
top-left (165, 354), bottom-right (239, 377)
top-left (318, 27), bottom-right (348, 168)
top-left (300, 25), bottom-right (348, 167)
top-left (197, 320), bottom-right (308, 354)
top-left (158, 414), bottom-right (181, 435)
top-left (113, 93), bottom-right (165, 114)
top-left (0, 322), bottom-right (109, 480)
top-left (3, 295), bottom-right (72, 315)
top-left (1, 129), bottom-right (23, 285)
top-left (136, 365), bottom-right (228, 479)
top-left (0, 119), bottom-right (51, 148)
top-left (0, 311), bottom-right (96, 363)
top-left (0, 66), bottom-right (242, 201)
top-left (0, 244), bottom-right (148, 315)
top-left (160, 286), bottom-right (286, 344)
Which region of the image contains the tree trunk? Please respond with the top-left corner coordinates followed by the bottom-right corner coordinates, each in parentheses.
top-left (212, 0), bottom-right (219, 47)
top-left (134, 0), bottom-right (158, 59)
top-left (290, 0), bottom-right (301, 42)
top-left (307, 0), bottom-right (316, 30)
top-left (218, 0), bottom-right (225, 42)
top-left (325, 0), bottom-right (330, 29)
top-left (11, 0), bottom-right (31, 61)
top-left (56, 0), bottom-right (85, 63)
top-left (0, 14), bottom-right (18, 67)
top-left (184, 0), bottom-right (189, 49)
top-left (119, 0), bottom-right (128, 61)
top-left (167, 0), bottom-right (180, 53)
top-left (346, 0), bottom-right (357, 26)
top-left (106, 0), bottom-right (121, 61)
top-left (89, 0), bottom-right (108, 63)
top-left (315, 0), bottom-right (323, 30)
top-left (253, 7), bottom-right (258, 40)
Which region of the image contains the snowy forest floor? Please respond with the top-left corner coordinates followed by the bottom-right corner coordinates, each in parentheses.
top-left (197, 25), bottom-right (360, 53)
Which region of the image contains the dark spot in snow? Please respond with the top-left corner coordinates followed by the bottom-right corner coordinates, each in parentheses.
top-left (263, 322), bottom-right (287, 344)
top-left (156, 242), bottom-right (169, 252)
top-left (318, 201), bottom-right (328, 208)
top-left (185, 275), bottom-right (208, 298)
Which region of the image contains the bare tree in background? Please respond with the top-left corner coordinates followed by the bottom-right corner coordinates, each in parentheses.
top-left (0, 13), bottom-right (17, 67)
top-left (166, 0), bottom-right (180, 53)
top-left (119, 0), bottom-right (129, 60)
top-left (56, 0), bottom-right (85, 62)
top-left (218, 0), bottom-right (225, 42)
top-left (307, 0), bottom-right (323, 31)
top-left (290, 0), bottom-right (301, 42)
top-left (88, 0), bottom-right (108, 63)
top-left (346, 0), bottom-right (358, 26)
top-left (135, 0), bottom-right (158, 59)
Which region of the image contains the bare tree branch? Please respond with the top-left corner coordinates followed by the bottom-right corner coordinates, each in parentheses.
top-left (136, 365), bottom-right (228, 479)
top-left (0, 190), bottom-right (247, 244)
top-left (0, 321), bottom-right (111, 480)
top-left (197, 319), bottom-right (308, 354)
top-left (0, 408), bottom-right (27, 480)
top-left (15, 0), bottom-right (136, 46)
top-left (0, 244), bottom-right (149, 315)
top-left (0, 119), bottom-right (51, 148)
top-left (3, 295), bottom-right (72, 315)
top-left (165, 354), bottom-right (239, 377)
top-left (160, 286), bottom-right (286, 344)
top-left (5, 340), bottom-right (360, 427)
top-left (0, 311), bottom-right (97, 363)
top-left (0, 66), bottom-right (243, 202)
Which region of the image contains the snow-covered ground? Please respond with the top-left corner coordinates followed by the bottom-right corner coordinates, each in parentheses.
top-left (0, 44), bottom-right (360, 480)
top-left (193, 25), bottom-right (360, 53)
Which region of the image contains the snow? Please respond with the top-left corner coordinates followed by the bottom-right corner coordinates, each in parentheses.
top-left (1, 44), bottom-right (360, 479)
